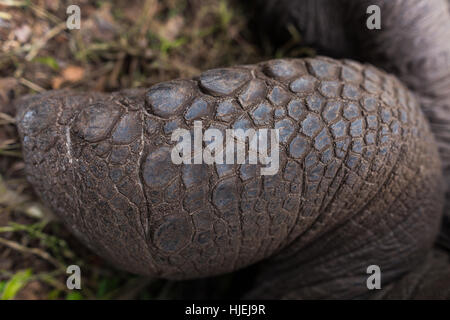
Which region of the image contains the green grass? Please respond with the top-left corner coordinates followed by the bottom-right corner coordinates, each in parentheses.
top-left (1, 269), bottom-right (33, 300)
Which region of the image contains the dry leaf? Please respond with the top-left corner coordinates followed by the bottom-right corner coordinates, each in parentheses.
top-left (14, 25), bottom-right (31, 43)
top-left (51, 76), bottom-right (64, 89)
top-left (62, 66), bottom-right (85, 82)
top-left (160, 16), bottom-right (184, 41)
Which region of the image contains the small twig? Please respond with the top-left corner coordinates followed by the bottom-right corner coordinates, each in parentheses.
top-left (0, 236), bottom-right (65, 270)
top-left (0, 142), bottom-right (19, 150)
top-left (29, 2), bottom-right (62, 25)
top-left (0, 0), bottom-right (28, 6)
top-left (108, 52), bottom-right (126, 88)
top-left (34, 270), bottom-right (70, 293)
top-left (25, 22), bottom-right (67, 61)
top-left (0, 112), bottom-right (16, 124)
top-left (18, 78), bottom-right (45, 92)
top-left (0, 149), bottom-right (22, 157)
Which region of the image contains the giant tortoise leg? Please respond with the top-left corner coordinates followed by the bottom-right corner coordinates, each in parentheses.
top-left (254, 0), bottom-right (450, 244)
top-left (15, 57), bottom-right (445, 298)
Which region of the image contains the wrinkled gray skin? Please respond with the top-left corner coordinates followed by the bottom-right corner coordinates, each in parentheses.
top-left (256, 0), bottom-right (450, 232)
top-left (15, 0), bottom-right (450, 299)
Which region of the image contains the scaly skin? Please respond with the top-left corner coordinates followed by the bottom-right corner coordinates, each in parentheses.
top-left (16, 57), bottom-right (445, 298)
top-left (255, 0), bottom-right (450, 238)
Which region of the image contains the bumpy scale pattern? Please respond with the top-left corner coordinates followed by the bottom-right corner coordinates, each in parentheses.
top-left (16, 57), bottom-right (444, 284)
